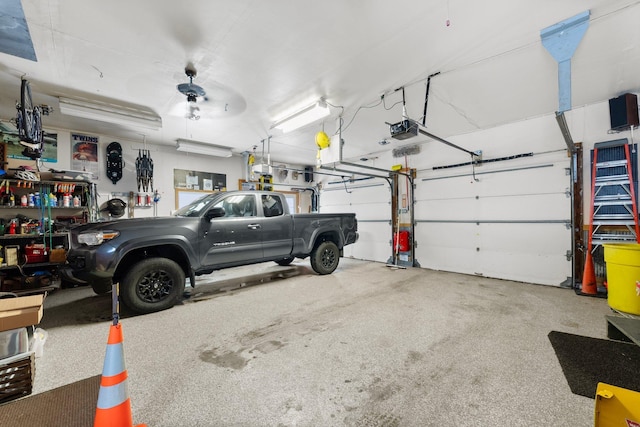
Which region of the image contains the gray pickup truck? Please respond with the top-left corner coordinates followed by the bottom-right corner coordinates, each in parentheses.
top-left (64, 191), bottom-right (358, 314)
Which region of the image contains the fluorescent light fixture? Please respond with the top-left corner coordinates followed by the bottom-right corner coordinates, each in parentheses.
top-left (176, 139), bottom-right (232, 157)
top-left (59, 97), bottom-right (162, 130)
top-left (272, 99), bottom-right (330, 133)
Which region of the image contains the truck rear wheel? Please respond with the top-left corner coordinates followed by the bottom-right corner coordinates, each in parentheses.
top-left (310, 241), bottom-right (339, 275)
top-left (121, 258), bottom-right (185, 314)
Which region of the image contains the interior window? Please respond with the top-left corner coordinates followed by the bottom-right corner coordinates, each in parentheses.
top-left (262, 195), bottom-right (284, 217)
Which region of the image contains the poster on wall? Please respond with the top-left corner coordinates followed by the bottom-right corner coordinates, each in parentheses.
top-left (71, 133), bottom-right (99, 178)
top-left (1, 120), bottom-right (58, 162)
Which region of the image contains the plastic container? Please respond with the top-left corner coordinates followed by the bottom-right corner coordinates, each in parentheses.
top-left (0, 328), bottom-right (28, 359)
top-left (603, 243), bottom-right (640, 315)
top-left (29, 328), bottom-right (48, 358)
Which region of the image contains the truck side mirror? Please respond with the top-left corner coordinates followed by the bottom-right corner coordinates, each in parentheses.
top-left (205, 207), bottom-right (226, 220)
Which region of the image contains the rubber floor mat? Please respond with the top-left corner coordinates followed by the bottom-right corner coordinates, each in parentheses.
top-left (548, 330), bottom-right (640, 398)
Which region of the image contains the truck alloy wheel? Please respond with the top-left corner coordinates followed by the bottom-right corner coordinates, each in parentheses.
top-left (310, 241), bottom-right (339, 275)
top-left (121, 258), bottom-right (185, 314)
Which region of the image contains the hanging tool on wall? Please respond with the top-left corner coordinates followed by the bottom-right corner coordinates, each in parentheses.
top-left (106, 141), bottom-right (124, 184)
top-left (135, 149), bottom-right (154, 192)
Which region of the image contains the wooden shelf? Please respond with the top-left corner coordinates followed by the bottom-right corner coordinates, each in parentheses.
top-left (0, 261), bottom-right (64, 271)
top-left (0, 233), bottom-right (68, 240)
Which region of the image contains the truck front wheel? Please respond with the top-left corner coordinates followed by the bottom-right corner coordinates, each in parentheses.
top-left (310, 241), bottom-right (339, 275)
top-left (121, 258), bottom-right (185, 314)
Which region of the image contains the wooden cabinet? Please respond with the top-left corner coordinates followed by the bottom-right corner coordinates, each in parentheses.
top-left (0, 178), bottom-right (97, 294)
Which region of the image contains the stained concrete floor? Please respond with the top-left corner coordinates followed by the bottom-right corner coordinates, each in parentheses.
top-left (27, 258), bottom-right (611, 426)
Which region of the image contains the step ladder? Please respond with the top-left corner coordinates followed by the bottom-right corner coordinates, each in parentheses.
top-left (583, 143), bottom-right (640, 294)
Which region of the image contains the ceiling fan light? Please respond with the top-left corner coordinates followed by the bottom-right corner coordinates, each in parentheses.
top-left (187, 99), bottom-right (200, 120)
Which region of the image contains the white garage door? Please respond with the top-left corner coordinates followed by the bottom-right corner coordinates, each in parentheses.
top-left (319, 179), bottom-right (391, 262)
top-left (414, 150), bottom-right (572, 286)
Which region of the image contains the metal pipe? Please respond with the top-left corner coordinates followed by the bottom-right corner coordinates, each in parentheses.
top-left (555, 111), bottom-right (576, 153)
top-left (339, 161), bottom-right (394, 174)
top-left (417, 127), bottom-right (478, 157)
top-left (319, 165), bottom-right (389, 179)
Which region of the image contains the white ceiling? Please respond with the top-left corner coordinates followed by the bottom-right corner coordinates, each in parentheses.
top-left (1, 0), bottom-right (639, 166)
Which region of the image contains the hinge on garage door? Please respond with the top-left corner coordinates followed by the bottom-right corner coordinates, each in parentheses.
top-left (565, 188), bottom-right (571, 198)
top-left (565, 250), bottom-right (572, 261)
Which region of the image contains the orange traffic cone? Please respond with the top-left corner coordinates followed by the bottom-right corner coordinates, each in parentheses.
top-left (581, 253), bottom-right (598, 295)
top-left (94, 323), bottom-right (146, 427)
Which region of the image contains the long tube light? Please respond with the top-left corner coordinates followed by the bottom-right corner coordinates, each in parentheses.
top-left (59, 97), bottom-right (162, 130)
top-left (272, 99), bottom-right (330, 133)
top-left (176, 139), bottom-right (232, 157)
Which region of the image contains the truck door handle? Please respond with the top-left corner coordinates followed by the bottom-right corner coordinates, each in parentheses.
top-left (248, 224), bottom-right (261, 230)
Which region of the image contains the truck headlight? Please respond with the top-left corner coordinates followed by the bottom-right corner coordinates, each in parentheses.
top-left (78, 231), bottom-right (119, 246)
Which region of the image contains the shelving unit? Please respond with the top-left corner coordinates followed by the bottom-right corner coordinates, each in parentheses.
top-left (0, 177), bottom-right (97, 293)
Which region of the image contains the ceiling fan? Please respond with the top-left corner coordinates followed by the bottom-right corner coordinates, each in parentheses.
top-left (169, 65), bottom-right (247, 120)
top-left (176, 66), bottom-right (207, 120)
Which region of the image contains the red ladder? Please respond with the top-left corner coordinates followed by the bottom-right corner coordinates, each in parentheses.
top-left (582, 143), bottom-right (640, 294)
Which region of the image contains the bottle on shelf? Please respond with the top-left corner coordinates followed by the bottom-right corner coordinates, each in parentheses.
top-left (8, 219), bottom-right (16, 234)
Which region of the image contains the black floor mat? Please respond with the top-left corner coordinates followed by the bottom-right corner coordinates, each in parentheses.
top-left (548, 330), bottom-right (640, 398)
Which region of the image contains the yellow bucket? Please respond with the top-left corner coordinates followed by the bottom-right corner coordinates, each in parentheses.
top-left (603, 243), bottom-right (640, 315)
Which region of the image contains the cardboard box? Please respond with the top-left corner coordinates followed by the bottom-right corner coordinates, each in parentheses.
top-left (49, 248), bottom-right (67, 263)
top-left (0, 295), bottom-right (44, 332)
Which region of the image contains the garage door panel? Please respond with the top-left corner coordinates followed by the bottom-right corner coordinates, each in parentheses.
top-left (415, 223), bottom-right (477, 271)
top-left (323, 184), bottom-right (388, 205)
top-left (348, 222), bottom-right (390, 262)
top-left (419, 176), bottom-right (478, 199)
top-left (415, 199), bottom-right (477, 221)
top-left (474, 164), bottom-right (565, 196)
top-left (420, 164), bottom-right (565, 198)
top-left (476, 193), bottom-right (568, 219)
top-left (477, 223), bottom-right (570, 285)
top-left (416, 193), bottom-right (567, 221)
top-left (415, 222), bottom-right (570, 285)
top-left (478, 223), bottom-right (569, 254)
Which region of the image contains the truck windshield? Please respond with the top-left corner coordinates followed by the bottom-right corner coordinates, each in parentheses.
top-left (173, 193), bottom-right (219, 217)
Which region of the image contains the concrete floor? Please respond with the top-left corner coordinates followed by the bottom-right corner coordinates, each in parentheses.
top-left (29, 258), bottom-right (611, 426)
